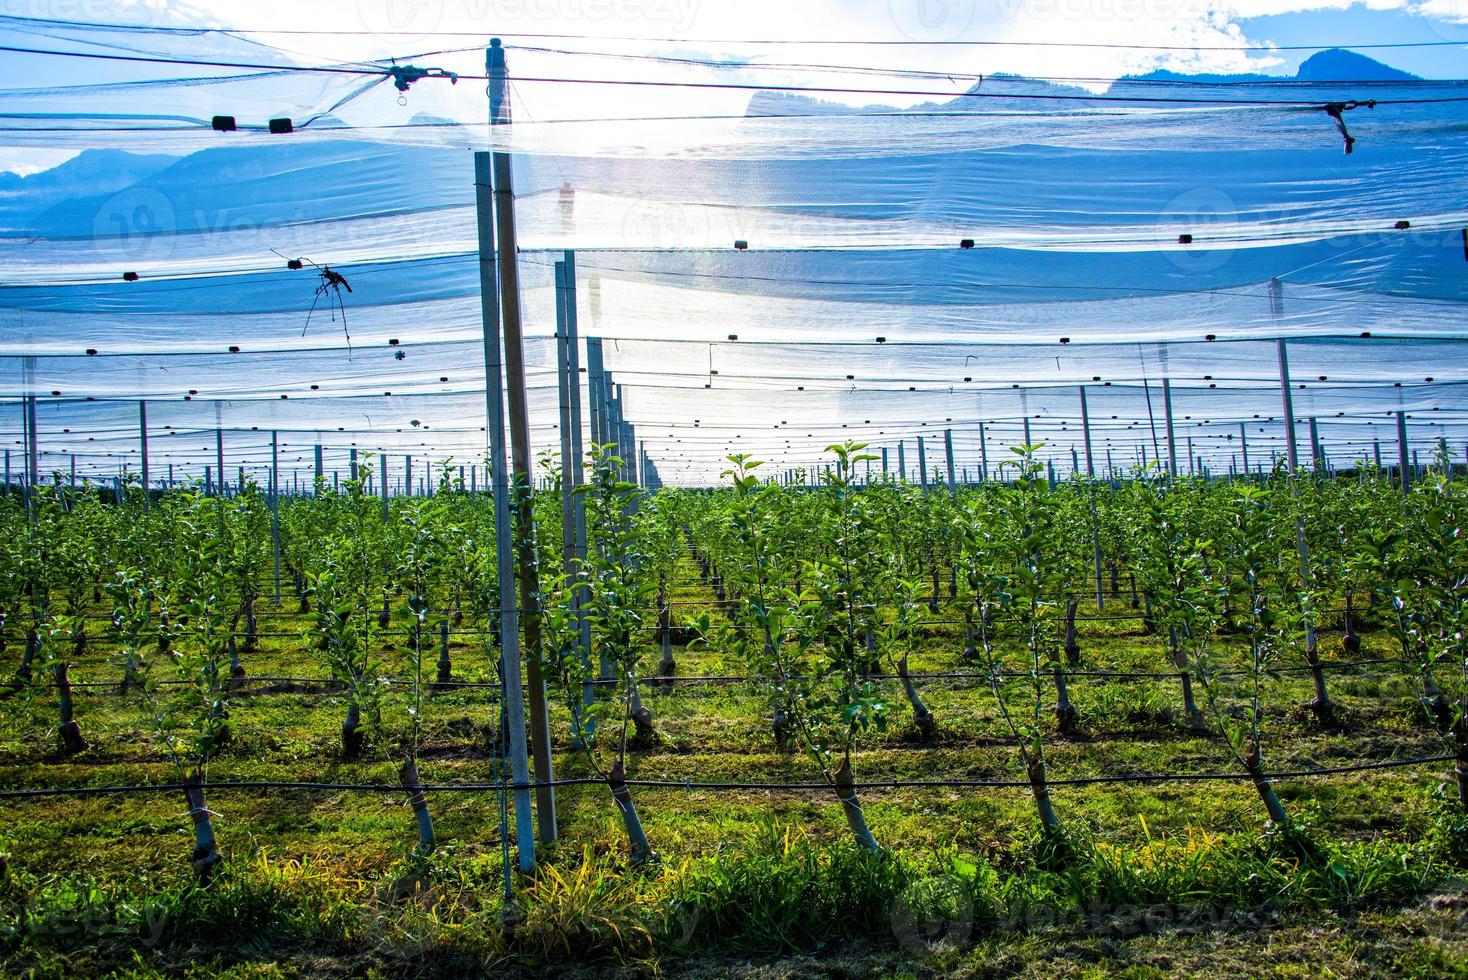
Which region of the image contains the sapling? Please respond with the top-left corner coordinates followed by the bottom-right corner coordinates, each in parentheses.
top-left (1192, 484), bottom-right (1300, 834)
top-left (306, 462), bottom-right (387, 758)
top-left (973, 446), bottom-right (1070, 844)
top-left (737, 445), bottom-right (888, 851)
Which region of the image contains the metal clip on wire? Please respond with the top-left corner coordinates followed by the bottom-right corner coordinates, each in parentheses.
top-left (1322, 100), bottom-right (1377, 155)
top-left (389, 63), bottom-right (460, 104)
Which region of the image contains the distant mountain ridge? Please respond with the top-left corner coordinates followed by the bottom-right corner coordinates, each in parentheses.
top-left (747, 48), bottom-right (1424, 116)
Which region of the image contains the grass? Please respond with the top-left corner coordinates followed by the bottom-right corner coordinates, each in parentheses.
top-left (0, 572), bottom-right (1465, 975)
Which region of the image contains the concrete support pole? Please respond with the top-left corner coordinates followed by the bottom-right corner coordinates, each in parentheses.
top-left (475, 147), bottom-right (536, 871)
top-left (943, 428), bottom-right (956, 494)
top-left (138, 401), bottom-right (149, 508)
top-left (1277, 340), bottom-right (1299, 473)
top-left (270, 431), bottom-right (281, 603)
top-left (1162, 378), bottom-right (1178, 478)
top-left (1396, 411), bottom-right (1410, 494)
top-left (215, 426), bottom-right (225, 497)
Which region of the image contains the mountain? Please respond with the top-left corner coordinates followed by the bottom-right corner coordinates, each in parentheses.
top-left (0, 149), bottom-right (178, 232)
top-left (1294, 48), bottom-right (1420, 82)
top-left (747, 49), bottom-right (1424, 116)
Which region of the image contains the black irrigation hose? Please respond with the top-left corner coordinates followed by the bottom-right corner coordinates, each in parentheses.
top-left (0, 754), bottom-right (1450, 800)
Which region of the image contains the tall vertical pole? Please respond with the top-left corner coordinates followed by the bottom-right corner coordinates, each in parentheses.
top-left (1396, 411), bottom-right (1410, 494)
top-left (978, 421), bottom-right (988, 483)
top-left (1162, 378), bottom-right (1178, 478)
top-left (942, 428), bottom-right (956, 495)
top-left (897, 440), bottom-right (906, 482)
top-left (917, 435), bottom-right (929, 490)
top-left (881, 446), bottom-right (888, 477)
top-left (490, 42), bottom-right (556, 843)
top-left (138, 400), bottom-right (150, 508)
top-left (1239, 422), bottom-right (1250, 476)
top-left (404, 454), bottom-right (412, 497)
top-left (215, 426), bottom-right (225, 497)
top-left (1079, 386), bottom-right (1095, 478)
top-left (1079, 386), bottom-right (1103, 610)
top-left (313, 444), bottom-right (324, 489)
top-left (475, 149), bottom-right (536, 872)
top-left (1277, 340), bottom-right (1299, 474)
top-left (1308, 418), bottom-right (1323, 473)
top-left (380, 452), bottom-right (390, 518)
top-left (270, 431), bottom-right (281, 603)
top-left (26, 392), bottom-right (38, 491)
top-left (349, 447), bottom-right (359, 484)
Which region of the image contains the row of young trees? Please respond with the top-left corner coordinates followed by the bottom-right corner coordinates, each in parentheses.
top-left (0, 447), bottom-right (1463, 876)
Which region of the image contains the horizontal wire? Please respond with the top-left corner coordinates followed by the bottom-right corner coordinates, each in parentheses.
top-left (0, 754), bottom-right (1449, 800)
top-left (8, 16), bottom-right (1468, 51)
top-left (3, 42), bottom-right (1467, 107)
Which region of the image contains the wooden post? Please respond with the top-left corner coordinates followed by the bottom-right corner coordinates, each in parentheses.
top-left (917, 435), bottom-right (929, 490)
top-left (489, 41), bottom-right (557, 844)
top-left (1239, 422), bottom-right (1250, 475)
top-left (979, 421), bottom-right (988, 482)
top-left (897, 440), bottom-right (906, 482)
top-left (475, 148), bottom-right (536, 872)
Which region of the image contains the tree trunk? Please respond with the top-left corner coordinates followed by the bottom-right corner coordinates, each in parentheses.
top-left (834, 759), bottom-right (880, 852)
top-left (243, 593), bottom-right (258, 651)
top-left (609, 759), bottom-right (657, 864)
top-left (435, 621), bottom-right (452, 686)
top-left (1063, 598), bottom-right (1081, 665)
top-left (227, 636), bottom-right (246, 692)
top-left (1170, 628), bottom-right (1203, 727)
top-left (1052, 667), bottom-right (1077, 736)
top-left (184, 773), bottom-right (222, 882)
top-left (1341, 590), bottom-right (1360, 655)
top-left (654, 586), bottom-right (675, 694)
top-left (896, 654), bottom-right (936, 740)
top-left (629, 685), bottom-right (655, 744)
top-left (961, 611), bottom-right (978, 660)
top-left (54, 661), bottom-right (86, 755)
top-left (341, 701), bottom-right (364, 757)
top-left (399, 760), bottom-right (436, 854)
top-left (1244, 742), bottom-right (1289, 825)
top-left (1303, 630), bottom-right (1335, 726)
top-left (1026, 755), bottom-right (1061, 832)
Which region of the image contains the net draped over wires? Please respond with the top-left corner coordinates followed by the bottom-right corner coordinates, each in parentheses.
top-left (0, 14), bottom-right (1465, 486)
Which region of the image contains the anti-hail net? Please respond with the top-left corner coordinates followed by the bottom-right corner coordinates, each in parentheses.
top-left (0, 15), bottom-right (1465, 485)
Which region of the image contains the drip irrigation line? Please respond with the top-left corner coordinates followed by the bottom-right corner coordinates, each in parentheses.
top-left (0, 753), bottom-right (1450, 800)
